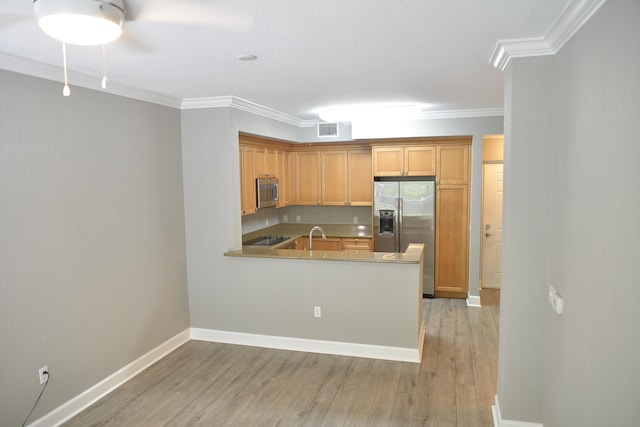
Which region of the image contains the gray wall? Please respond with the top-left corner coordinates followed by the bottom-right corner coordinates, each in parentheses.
top-left (498, 0), bottom-right (640, 425)
top-left (0, 71), bottom-right (190, 427)
top-left (181, 107), bottom-right (422, 346)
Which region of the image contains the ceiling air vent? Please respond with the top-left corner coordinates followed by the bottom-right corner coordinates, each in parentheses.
top-left (318, 122), bottom-right (339, 138)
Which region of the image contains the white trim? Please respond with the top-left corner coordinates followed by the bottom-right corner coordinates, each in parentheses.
top-left (492, 395), bottom-right (544, 427)
top-left (418, 322), bottom-right (426, 362)
top-left (181, 96), bottom-right (317, 127)
top-left (490, 0), bottom-right (607, 70)
top-left (191, 328), bottom-right (422, 363)
top-left (28, 329), bottom-right (191, 427)
top-left (467, 294), bottom-right (481, 307)
top-left (2, 54), bottom-right (503, 123)
top-left (417, 107), bottom-right (504, 120)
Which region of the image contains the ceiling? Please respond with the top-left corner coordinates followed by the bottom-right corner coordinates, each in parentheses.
top-left (0, 0), bottom-right (575, 121)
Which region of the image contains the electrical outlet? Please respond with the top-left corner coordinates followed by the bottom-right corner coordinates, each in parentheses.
top-left (265, 219), bottom-right (269, 226)
top-left (38, 366), bottom-right (49, 384)
top-left (283, 214), bottom-right (288, 223)
top-left (296, 215), bottom-right (301, 223)
top-left (314, 306), bottom-right (321, 318)
top-left (353, 216), bottom-right (358, 224)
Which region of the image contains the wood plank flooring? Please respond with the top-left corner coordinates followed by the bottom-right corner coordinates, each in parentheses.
top-left (63, 298), bottom-right (499, 427)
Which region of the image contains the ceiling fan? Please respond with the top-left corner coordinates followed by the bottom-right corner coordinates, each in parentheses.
top-left (22, 0), bottom-right (254, 95)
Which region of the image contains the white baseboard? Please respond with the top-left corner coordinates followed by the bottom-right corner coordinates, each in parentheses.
top-left (191, 328), bottom-right (422, 363)
top-left (492, 395), bottom-right (544, 427)
top-left (28, 329), bottom-right (191, 427)
top-left (467, 294), bottom-right (481, 307)
top-left (28, 327), bottom-right (421, 426)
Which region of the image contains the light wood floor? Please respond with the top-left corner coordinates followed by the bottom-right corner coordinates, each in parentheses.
top-left (63, 298), bottom-right (499, 426)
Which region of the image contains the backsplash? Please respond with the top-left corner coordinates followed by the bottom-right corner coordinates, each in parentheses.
top-left (241, 205), bottom-right (372, 234)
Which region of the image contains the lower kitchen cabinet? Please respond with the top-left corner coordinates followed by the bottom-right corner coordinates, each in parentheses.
top-left (341, 238), bottom-right (372, 251)
top-left (291, 236), bottom-right (367, 251)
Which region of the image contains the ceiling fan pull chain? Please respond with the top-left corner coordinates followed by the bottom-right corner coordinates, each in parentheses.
top-left (62, 42), bottom-right (70, 97)
top-left (101, 44), bottom-right (109, 89)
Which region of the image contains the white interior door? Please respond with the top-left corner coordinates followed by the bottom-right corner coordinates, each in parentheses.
top-left (481, 162), bottom-right (503, 289)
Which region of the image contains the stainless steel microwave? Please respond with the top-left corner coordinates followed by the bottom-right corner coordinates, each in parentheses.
top-left (256, 177), bottom-right (279, 208)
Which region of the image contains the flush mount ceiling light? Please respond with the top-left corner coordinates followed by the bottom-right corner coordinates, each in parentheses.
top-left (34, 0), bottom-right (126, 46)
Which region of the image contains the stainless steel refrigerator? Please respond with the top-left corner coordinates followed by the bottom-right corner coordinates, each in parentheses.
top-left (373, 176), bottom-right (436, 297)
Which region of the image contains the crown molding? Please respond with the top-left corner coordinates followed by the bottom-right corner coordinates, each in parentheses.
top-left (2, 53), bottom-right (504, 125)
top-left (490, 0), bottom-right (607, 71)
top-left (181, 96), bottom-right (317, 127)
top-left (418, 107), bottom-right (504, 120)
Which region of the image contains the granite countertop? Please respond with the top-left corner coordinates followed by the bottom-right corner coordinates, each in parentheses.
top-left (226, 223), bottom-right (422, 263)
top-left (241, 223), bottom-right (372, 244)
top-left (226, 242), bottom-right (423, 264)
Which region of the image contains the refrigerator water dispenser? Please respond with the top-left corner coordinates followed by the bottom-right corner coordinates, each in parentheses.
top-left (379, 210), bottom-right (395, 234)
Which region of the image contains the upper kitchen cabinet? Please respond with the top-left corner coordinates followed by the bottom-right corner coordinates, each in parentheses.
top-left (347, 150), bottom-right (373, 206)
top-left (239, 145), bottom-right (257, 216)
top-left (277, 150), bottom-right (291, 207)
top-left (294, 151), bottom-right (321, 205)
top-left (255, 147), bottom-right (278, 178)
top-left (436, 144), bottom-right (469, 184)
top-left (321, 151), bottom-right (348, 205)
top-left (372, 145), bottom-right (435, 176)
top-left (320, 149), bottom-right (372, 206)
top-left (238, 133), bottom-right (291, 215)
top-left (293, 145), bottom-right (373, 207)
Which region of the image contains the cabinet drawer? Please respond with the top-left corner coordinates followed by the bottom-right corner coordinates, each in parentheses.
top-left (341, 238), bottom-right (372, 252)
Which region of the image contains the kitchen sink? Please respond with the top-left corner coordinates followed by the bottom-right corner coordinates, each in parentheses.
top-left (244, 235), bottom-right (290, 246)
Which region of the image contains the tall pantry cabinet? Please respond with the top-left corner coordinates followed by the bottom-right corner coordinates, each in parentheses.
top-left (371, 137), bottom-right (471, 299)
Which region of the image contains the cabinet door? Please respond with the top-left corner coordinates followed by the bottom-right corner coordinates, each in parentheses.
top-left (341, 238), bottom-right (372, 251)
top-left (348, 150), bottom-right (372, 206)
top-left (265, 148), bottom-right (277, 177)
top-left (240, 146), bottom-right (257, 215)
top-left (321, 151), bottom-right (348, 205)
top-left (437, 145), bottom-right (469, 184)
top-left (435, 184), bottom-right (469, 298)
top-left (311, 237), bottom-right (341, 251)
top-left (254, 147), bottom-right (277, 177)
top-left (405, 146), bottom-right (436, 176)
top-left (295, 152), bottom-right (320, 205)
top-left (372, 147), bottom-right (404, 176)
top-left (293, 236), bottom-right (309, 250)
top-left (277, 150), bottom-right (290, 207)
top-left (254, 147), bottom-right (266, 178)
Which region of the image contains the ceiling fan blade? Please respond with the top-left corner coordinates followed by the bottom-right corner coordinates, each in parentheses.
top-left (127, 0), bottom-right (255, 31)
top-left (116, 24), bottom-right (154, 53)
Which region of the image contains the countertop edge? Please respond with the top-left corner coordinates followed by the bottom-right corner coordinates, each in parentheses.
top-left (224, 243), bottom-right (424, 264)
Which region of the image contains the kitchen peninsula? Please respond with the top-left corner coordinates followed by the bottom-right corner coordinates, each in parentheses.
top-left (223, 225), bottom-right (425, 363)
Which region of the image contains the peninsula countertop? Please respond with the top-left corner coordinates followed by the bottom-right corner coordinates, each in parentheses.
top-left (225, 243), bottom-right (424, 264)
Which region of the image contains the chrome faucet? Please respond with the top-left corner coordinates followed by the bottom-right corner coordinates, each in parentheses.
top-left (309, 226), bottom-right (326, 251)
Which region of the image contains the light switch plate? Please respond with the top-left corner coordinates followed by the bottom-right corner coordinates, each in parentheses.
top-left (549, 285), bottom-right (564, 315)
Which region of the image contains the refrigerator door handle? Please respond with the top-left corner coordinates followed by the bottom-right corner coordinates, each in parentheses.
top-left (397, 197), bottom-right (403, 251)
top-left (393, 198), bottom-right (400, 252)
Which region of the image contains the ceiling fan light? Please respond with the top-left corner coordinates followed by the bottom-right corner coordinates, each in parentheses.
top-left (34, 0), bottom-right (125, 46)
